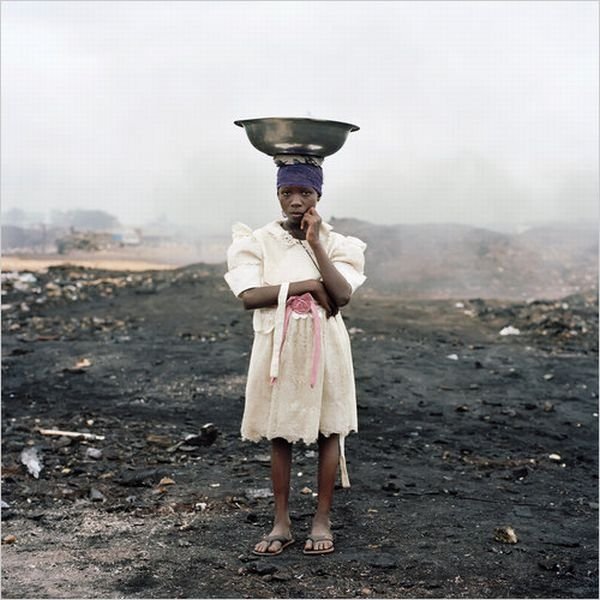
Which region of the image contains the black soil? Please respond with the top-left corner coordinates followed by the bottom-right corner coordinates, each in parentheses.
top-left (1, 265), bottom-right (598, 598)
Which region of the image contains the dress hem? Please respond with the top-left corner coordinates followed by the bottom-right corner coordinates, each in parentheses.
top-left (241, 428), bottom-right (357, 445)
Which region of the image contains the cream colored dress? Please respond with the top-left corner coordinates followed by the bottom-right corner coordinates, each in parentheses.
top-left (224, 219), bottom-right (367, 484)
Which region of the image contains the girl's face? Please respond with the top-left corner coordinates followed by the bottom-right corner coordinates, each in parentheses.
top-left (278, 185), bottom-right (319, 224)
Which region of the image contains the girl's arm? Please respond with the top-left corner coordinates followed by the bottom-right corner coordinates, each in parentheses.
top-left (302, 208), bottom-right (352, 307)
top-left (240, 279), bottom-right (338, 316)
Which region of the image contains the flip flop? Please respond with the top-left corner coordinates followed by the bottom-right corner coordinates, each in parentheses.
top-left (303, 534), bottom-right (335, 555)
top-left (252, 534), bottom-right (295, 557)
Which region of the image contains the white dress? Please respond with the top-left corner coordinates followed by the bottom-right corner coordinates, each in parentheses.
top-left (224, 219), bottom-right (367, 484)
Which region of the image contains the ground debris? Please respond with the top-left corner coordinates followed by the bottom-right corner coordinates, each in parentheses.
top-left (2, 534), bottom-right (17, 545)
top-left (20, 446), bottom-right (43, 478)
top-left (246, 561), bottom-right (278, 576)
top-left (245, 488), bottom-right (273, 500)
top-left (115, 467), bottom-right (173, 487)
top-left (468, 293), bottom-right (598, 349)
top-left (1, 264), bottom-right (596, 599)
top-left (89, 487), bottom-right (106, 502)
top-left (167, 423), bottom-right (220, 452)
top-left (85, 447), bottom-right (103, 460)
top-left (38, 428), bottom-right (105, 442)
top-left (494, 526), bottom-right (518, 544)
top-left (538, 556), bottom-right (575, 575)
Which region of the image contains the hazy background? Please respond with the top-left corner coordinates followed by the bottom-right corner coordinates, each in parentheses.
top-left (1, 0), bottom-right (598, 235)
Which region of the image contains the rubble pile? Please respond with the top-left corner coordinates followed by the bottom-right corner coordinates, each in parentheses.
top-left (1, 265), bottom-right (214, 340)
top-left (466, 291), bottom-right (598, 350)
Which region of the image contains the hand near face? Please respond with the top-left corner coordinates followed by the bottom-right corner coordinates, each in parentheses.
top-left (301, 207), bottom-right (322, 246)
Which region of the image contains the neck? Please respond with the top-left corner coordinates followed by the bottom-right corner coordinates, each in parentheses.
top-left (281, 219), bottom-right (306, 239)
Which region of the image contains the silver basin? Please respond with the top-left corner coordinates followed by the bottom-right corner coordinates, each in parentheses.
top-left (234, 117), bottom-right (359, 158)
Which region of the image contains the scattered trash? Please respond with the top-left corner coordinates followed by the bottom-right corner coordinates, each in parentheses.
top-left (348, 327), bottom-right (364, 335)
top-left (548, 453), bottom-right (562, 461)
top-left (116, 467), bottom-right (172, 487)
top-left (543, 373), bottom-right (554, 381)
top-left (300, 486), bottom-right (313, 495)
top-left (20, 447), bottom-right (43, 479)
top-left (250, 453), bottom-right (271, 463)
top-left (494, 526), bottom-right (518, 544)
top-left (64, 358), bottom-right (93, 374)
top-left (209, 483), bottom-right (221, 488)
top-left (38, 428), bottom-right (105, 442)
top-left (543, 401), bottom-right (554, 412)
top-left (85, 447), bottom-right (103, 460)
top-left (2, 535), bottom-right (17, 545)
top-left (446, 354), bottom-right (459, 361)
top-left (455, 302), bottom-right (465, 308)
top-left (499, 326), bottom-right (520, 336)
top-left (89, 488), bottom-right (106, 502)
top-left (158, 477), bottom-right (175, 486)
top-left (1, 500), bottom-right (9, 509)
top-left (19, 273), bottom-right (37, 284)
top-left (167, 423), bottom-right (220, 452)
top-left (469, 294), bottom-right (597, 348)
top-left (247, 562), bottom-right (278, 576)
top-left (245, 488), bottom-right (273, 499)
top-left (195, 502), bottom-right (208, 511)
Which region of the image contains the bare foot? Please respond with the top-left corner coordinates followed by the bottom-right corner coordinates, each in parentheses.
top-left (304, 515), bottom-right (334, 553)
top-left (254, 521), bottom-right (293, 555)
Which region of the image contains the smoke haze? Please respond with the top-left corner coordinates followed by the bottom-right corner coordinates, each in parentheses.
top-left (1, 1), bottom-right (598, 234)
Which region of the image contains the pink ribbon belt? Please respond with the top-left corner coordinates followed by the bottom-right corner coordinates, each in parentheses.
top-left (269, 290), bottom-right (322, 388)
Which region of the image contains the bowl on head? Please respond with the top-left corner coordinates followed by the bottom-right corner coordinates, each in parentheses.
top-left (234, 117), bottom-right (359, 159)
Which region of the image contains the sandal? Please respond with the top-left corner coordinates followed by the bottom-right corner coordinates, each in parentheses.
top-left (252, 534), bottom-right (295, 556)
top-left (303, 534), bottom-right (335, 555)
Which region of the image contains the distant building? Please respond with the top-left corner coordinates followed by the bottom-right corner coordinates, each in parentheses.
top-left (111, 229), bottom-right (141, 246)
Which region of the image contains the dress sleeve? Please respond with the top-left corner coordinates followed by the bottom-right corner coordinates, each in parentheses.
top-left (223, 222), bottom-right (263, 297)
top-left (330, 233), bottom-right (367, 293)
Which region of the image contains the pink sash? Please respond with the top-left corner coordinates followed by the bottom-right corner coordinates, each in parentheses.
top-left (270, 293), bottom-right (322, 388)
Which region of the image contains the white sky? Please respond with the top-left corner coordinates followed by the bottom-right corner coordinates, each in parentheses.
top-left (1, 0), bottom-right (598, 233)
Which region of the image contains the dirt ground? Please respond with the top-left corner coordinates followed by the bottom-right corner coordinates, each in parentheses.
top-left (1, 253), bottom-right (184, 273)
top-left (1, 264), bottom-right (598, 599)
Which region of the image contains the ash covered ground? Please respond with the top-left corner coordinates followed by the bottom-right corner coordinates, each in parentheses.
top-left (1, 264), bottom-right (598, 599)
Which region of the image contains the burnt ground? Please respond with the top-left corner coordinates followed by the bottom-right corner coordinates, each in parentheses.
top-left (1, 265), bottom-right (598, 599)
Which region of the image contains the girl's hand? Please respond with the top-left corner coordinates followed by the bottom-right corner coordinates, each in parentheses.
top-left (309, 280), bottom-right (338, 318)
top-left (301, 207), bottom-right (322, 247)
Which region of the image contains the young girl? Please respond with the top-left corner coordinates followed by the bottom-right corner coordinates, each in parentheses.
top-left (224, 161), bottom-right (366, 555)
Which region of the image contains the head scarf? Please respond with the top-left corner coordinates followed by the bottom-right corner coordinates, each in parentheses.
top-left (276, 163), bottom-right (323, 196)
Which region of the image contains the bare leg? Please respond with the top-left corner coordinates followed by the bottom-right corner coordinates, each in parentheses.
top-left (305, 433), bottom-right (339, 552)
top-left (254, 437), bottom-right (293, 554)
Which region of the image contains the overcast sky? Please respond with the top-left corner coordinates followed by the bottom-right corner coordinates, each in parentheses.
top-left (2, 0), bottom-right (598, 234)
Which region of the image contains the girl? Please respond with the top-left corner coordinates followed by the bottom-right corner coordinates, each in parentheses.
top-left (224, 161), bottom-right (366, 555)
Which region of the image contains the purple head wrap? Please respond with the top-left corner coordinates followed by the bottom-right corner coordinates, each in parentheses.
top-left (276, 163), bottom-right (323, 196)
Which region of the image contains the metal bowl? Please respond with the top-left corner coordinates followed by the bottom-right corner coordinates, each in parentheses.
top-left (234, 117), bottom-right (359, 158)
